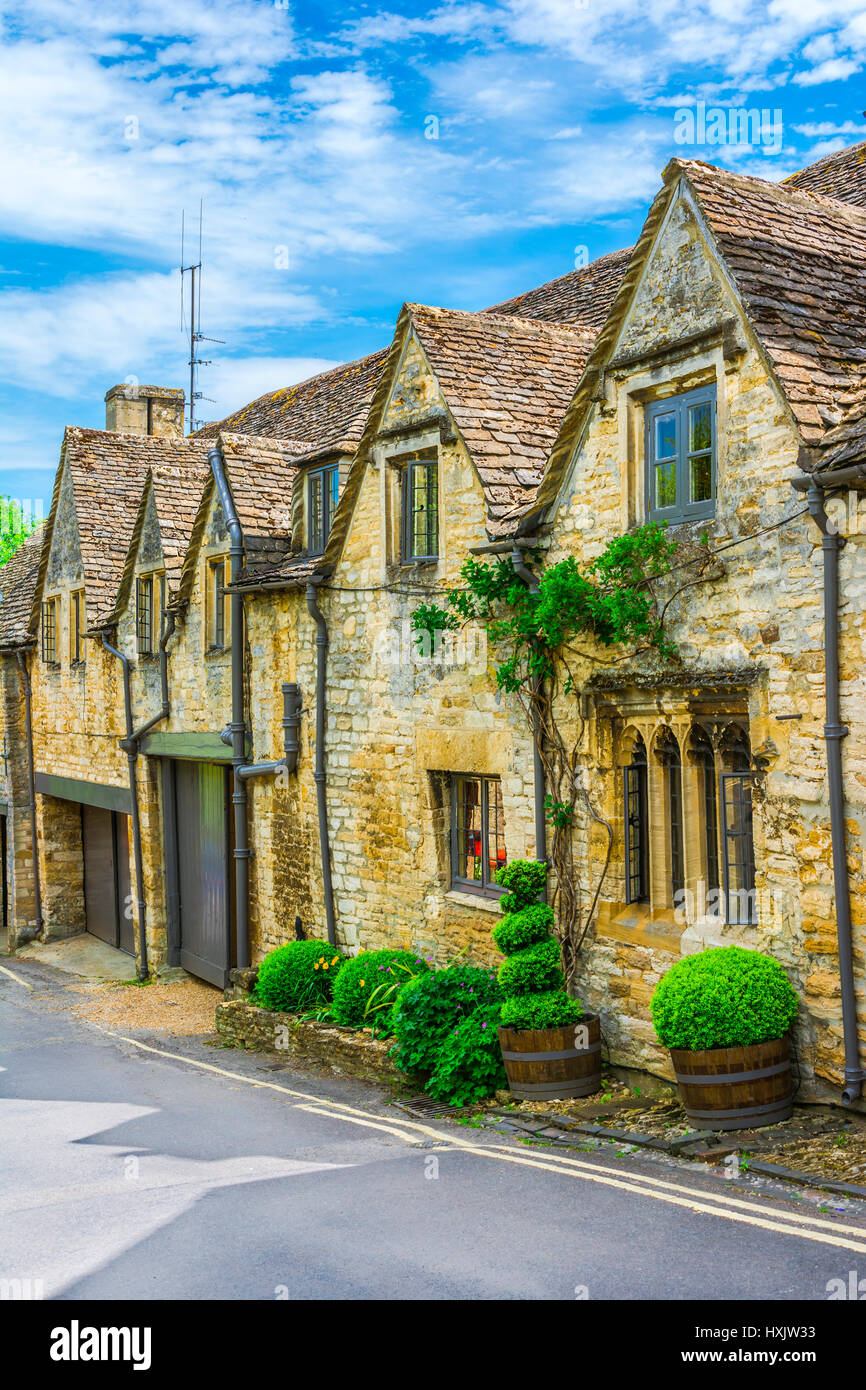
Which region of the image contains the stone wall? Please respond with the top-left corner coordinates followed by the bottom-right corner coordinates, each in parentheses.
top-left (214, 999), bottom-right (413, 1088)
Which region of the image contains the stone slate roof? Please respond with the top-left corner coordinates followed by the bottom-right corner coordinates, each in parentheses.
top-left (408, 304), bottom-right (596, 520)
top-left (0, 527), bottom-right (46, 647)
top-left (485, 246), bottom-right (633, 329)
top-left (783, 140), bottom-right (866, 208)
top-left (194, 350), bottom-right (389, 449)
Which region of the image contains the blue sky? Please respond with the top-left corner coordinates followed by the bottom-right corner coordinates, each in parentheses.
top-left (1, 0), bottom-right (865, 515)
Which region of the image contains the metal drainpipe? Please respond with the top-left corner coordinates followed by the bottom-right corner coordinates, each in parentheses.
top-left (305, 580), bottom-right (336, 946)
top-left (130, 610), bottom-right (176, 743)
top-left (101, 635), bottom-right (149, 981)
top-left (208, 444), bottom-right (251, 969)
top-left (801, 479), bottom-right (865, 1105)
top-left (236, 683), bottom-right (302, 781)
top-left (15, 648), bottom-right (43, 940)
top-left (511, 547), bottom-right (547, 873)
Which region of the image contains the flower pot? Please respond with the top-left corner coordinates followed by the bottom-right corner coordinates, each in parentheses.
top-left (670, 1036), bottom-right (793, 1132)
top-left (498, 1014), bottom-right (602, 1100)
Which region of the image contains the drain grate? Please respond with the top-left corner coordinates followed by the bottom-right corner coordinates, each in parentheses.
top-left (396, 1095), bottom-right (469, 1120)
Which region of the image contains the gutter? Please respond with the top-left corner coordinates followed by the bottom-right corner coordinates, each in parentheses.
top-left (101, 635), bottom-right (149, 980)
top-left (510, 547), bottom-right (547, 874)
top-left (15, 648), bottom-right (43, 941)
top-left (305, 579), bottom-right (336, 946)
top-left (792, 465), bottom-right (866, 1105)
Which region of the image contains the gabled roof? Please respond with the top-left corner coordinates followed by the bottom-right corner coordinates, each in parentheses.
top-left (407, 304), bottom-right (595, 519)
top-left (783, 140), bottom-right (866, 208)
top-left (194, 350), bottom-right (389, 447)
top-left (512, 156), bottom-right (866, 533)
top-left (485, 246), bottom-right (633, 329)
top-left (175, 433), bottom-right (299, 604)
top-left (0, 527), bottom-right (46, 648)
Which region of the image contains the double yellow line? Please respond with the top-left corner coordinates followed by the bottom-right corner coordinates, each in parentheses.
top-left (104, 1030), bottom-right (866, 1256)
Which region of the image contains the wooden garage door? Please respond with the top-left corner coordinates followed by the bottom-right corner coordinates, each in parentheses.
top-left (81, 805), bottom-right (135, 955)
top-left (174, 761), bottom-right (232, 987)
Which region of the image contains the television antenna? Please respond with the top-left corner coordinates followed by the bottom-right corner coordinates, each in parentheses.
top-left (180, 202), bottom-right (224, 434)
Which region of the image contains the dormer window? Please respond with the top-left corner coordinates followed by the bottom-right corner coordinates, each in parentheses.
top-left (401, 454), bottom-right (439, 563)
top-left (308, 464), bottom-right (339, 555)
top-left (646, 385), bottom-right (716, 524)
top-left (208, 557), bottom-right (230, 650)
top-left (136, 576), bottom-right (154, 655)
top-left (41, 598), bottom-right (58, 664)
top-left (70, 590), bottom-right (85, 664)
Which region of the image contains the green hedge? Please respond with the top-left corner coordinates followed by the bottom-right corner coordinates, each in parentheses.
top-left (651, 946), bottom-right (799, 1051)
top-left (391, 964), bottom-right (501, 1074)
top-left (254, 940), bottom-right (343, 1012)
top-left (500, 990), bottom-right (584, 1031)
top-left (492, 858), bottom-right (586, 1036)
top-left (492, 904), bottom-right (555, 955)
top-left (497, 938), bottom-right (563, 997)
top-left (330, 949), bottom-right (430, 1035)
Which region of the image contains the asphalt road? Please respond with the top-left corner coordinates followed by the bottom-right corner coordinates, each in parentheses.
top-left (3, 957), bottom-right (866, 1303)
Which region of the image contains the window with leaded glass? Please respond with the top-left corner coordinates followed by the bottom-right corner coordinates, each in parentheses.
top-left (209, 558), bottom-right (229, 650)
top-left (451, 775), bottom-right (506, 896)
top-left (721, 729), bottom-right (756, 924)
top-left (41, 599), bottom-right (57, 664)
top-left (646, 385), bottom-right (716, 524)
top-left (70, 590), bottom-right (85, 664)
top-left (624, 735), bottom-right (648, 903)
top-left (691, 725), bottom-right (720, 910)
top-left (656, 727), bottom-right (684, 904)
top-left (308, 465), bottom-right (339, 555)
top-left (136, 575), bottom-right (154, 655)
top-left (402, 456), bottom-right (439, 562)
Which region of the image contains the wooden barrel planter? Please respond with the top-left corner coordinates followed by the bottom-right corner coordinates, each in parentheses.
top-left (670, 1036), bottom-right (793, 1132)
top-left (498, 1014), bottom-right (601, 1100)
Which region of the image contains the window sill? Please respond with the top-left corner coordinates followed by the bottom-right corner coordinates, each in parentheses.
top-left (444, 889), bottom-right (503, 914)
top-left (595, 900), bottom-right (684, 953)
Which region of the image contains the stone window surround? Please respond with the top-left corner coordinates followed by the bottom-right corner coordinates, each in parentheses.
top-left (596, 696), bottom-right (755, 941)
top-left (41, 594), bottom-right (60, 668)
top-left (203, 551), bottom-right (231, 655)
top-left (372, 427), bottom-right (442, 578)
top-left (70, 589), bottom-right (86, 667)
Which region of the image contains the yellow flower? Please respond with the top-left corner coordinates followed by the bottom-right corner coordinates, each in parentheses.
top-left (331, 956), bottom-right (339, 966)
top-left (360, 979), bottom-right (365, 987)
top-left (314, 962), bottom-right (320, 970)
top-left (323, 962), bottom-right (329, 970)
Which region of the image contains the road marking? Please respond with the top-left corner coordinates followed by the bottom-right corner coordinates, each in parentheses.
top-left (0, 963), bottom-right (34, 989)
top-left (97, 1029), bottom-right (866, 1254)
top-left (295, 1104), bottom-right (423, 1144)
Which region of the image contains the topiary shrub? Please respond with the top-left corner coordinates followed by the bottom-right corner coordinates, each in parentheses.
top-left (651, 946), bottom-right (799, 1052)
top-left (492, 858), bottom-right (586, 1033)
top-left (331, 949), bottom-right (430, 1035)
top-left (500, 990), bottom-right (584, 1031)
top-left (391, 964), bottom-right (501, 1074)
top-left (425, 1001), bottom-right (507, 1106)
top-left (253, 940), bottom-right (343, 1012)
top-left (492, 903), bottom-right (554, 955)
top-left (497, 938), bottom-right (563, 996)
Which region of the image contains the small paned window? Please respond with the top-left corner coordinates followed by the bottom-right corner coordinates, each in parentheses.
top-left (451, 775), bottom-right (506, 896)
top-left (70, 591), bottom-right (86, 664)
top-left (692, 726), bottom-right (721, 910)
top-left (308, 465), bottom-right (339, 555)
top-left (624, 735), bottom-right (649, 903)
top-left (209, 558), bottom-right (228, 650)
top-left (646, 386), bottom-right (716, 524)
top-left (41, 599), bottom-right (57, 664)
top-left (656, 728), bottom-right (685, 904)
top-left (402, 457), bottom-right (439, 562)
top-left (136, 576), bottom-right (154, 655)
top-left (721, 730), bottom-right (756, 924)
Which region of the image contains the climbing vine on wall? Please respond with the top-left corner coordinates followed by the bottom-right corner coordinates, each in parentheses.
top-left (412, 523), bottom-right (708, 990)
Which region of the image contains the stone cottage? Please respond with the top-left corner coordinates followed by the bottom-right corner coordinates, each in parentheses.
top-left (3, 140), bottom-right (866, 1107)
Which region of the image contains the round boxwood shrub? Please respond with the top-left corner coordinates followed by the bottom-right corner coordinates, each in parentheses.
top-left (425, 1001), bottom-right (507, 1106)
top-left (254, 940), bottom-right (343, 1012)
top-left (495, 858), bottom-right (547, 914)
top-left (500, 990), bottom-right (584, 1032)
top-left (492, 903), bottom-right (555, 955)
top-left (651, 946), bottom-right (799, 1052)
top-left (498, 938), bottom-right (563, 997)
top-left (391, 964), bottom-right (501, 1074)
top-left (331, 949), bottom-right (430, 1034)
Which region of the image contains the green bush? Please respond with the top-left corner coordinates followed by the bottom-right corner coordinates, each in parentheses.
top-left (391, 964), bottom-right (501, 1074)
top-left (651, 946), bottom-right (799, 1052)
top-left (331, 949), bottom-right (430, 1034)
top-left (253, 940), bottom-right (343, 1012)
top-left (498, 938), bottom-right (563, 997)
top-left (500, 990), bottom-right (584, 1031)
top-left (426, 1002), bottom-right (507, 1106)
top-left (492, 903), bottom-right (555, 955)
top-left (495, 858), bottom-right (547, 913)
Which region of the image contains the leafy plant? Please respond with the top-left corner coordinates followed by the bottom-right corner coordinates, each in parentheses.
top-left (330, 949), bottom-right (430, 1035)
top-left (253, 940), bottom-right (343, 1012)
top-left (498, 938), bottom-right (564, 996)
top-left (500, 990), bottom-right (584, 1031)
top-left (0, 498), bottom-right (39, 567)
top-left (495, 858), bottom-right (548, 913)
top-left (391, 964), bottom-right (502, 1074)
top-left (650, 946), bottom-right (799, 1052)
top-left (425, 1002), bottom-right (508, 1106)
top-left (491, 903), bottom-right (555, 954)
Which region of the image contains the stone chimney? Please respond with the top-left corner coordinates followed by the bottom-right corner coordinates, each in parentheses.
top-left (105, 384), bottom-right (186, 437)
